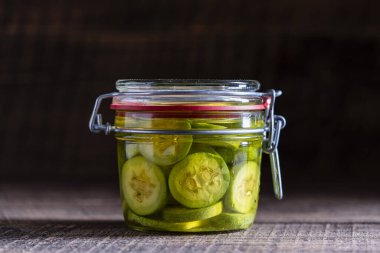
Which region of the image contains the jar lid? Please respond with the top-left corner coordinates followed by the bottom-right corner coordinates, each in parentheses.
top-left (115, 79), bottom-right (260, 91)
top-left (111, 79), bottom-right (269, 111)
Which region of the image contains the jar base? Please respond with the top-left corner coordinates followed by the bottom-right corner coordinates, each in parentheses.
top-left (125, 211), bottom-right (257, 233)
top-left (127, 223), bottom-right (253, 233)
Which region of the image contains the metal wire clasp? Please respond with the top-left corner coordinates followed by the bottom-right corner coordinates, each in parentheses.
top-left (89, 90), bottom-right (286, 199)
top-left (89, 92), bottom-right (120, 135)
top-left (262, 90), bottom-right (286, 200)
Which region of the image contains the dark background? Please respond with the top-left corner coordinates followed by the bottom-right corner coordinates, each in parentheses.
top-left (1, 0), bottom-right (379, 192)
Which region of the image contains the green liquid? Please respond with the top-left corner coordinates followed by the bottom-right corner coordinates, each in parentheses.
top-left (115, 115), bottom-right (263, 232)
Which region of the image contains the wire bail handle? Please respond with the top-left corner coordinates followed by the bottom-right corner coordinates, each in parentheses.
top-left (262, 90), bottom-right (286, 200)
top-left (89, 90), bottom-right (286, 199)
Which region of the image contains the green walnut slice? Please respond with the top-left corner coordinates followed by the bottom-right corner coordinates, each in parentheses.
top-left (195, 136), bottom-right (241, 150)
top-left (184, 212), bottom-right (257, 232)
top-left (125, 143), bottom-right (139, 159)
top-left (115, 115), bottom-right (150, 129)
top-left (121, 156), bottom-right (167, 216)
top-left (169, 153), bottom-right (230, 208)
top-left (224, 161), bottom-right (260, 213)
top-left (191, 122), bottom-right (227, 130)
top-left (215, 147), bottom-right (235, 164)
top-left (205, 212), bottom-right (256, 230)
top-left (211, 138), bottom-right (241, 149)
top-left (188, 144), bottom-right (219, 156)
top-left (162, 201), bottom-right (223, 222)
top-left (139, 119), bottom-right (193, 166)
top-left (231, 143), bottom-right (261, 166)
top-left (127, 210), bottom-right (202, 231)
top-left (191, 122), bottom-right (240, 151)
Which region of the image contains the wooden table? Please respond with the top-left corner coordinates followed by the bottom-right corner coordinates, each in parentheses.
top-left (1, 182), bottom-right (379, 252)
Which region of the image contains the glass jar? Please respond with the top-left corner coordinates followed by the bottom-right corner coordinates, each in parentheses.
top-left (89, 79), bottom-right (286, 232)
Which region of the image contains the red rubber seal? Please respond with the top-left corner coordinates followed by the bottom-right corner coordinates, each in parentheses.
top-left (111, 97), bottom-right (270, 111)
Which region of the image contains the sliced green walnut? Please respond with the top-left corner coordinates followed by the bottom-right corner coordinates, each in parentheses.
top-left (204, 212), bottom-right (256, 231)
top-left (231, 143), bottom-right (262, 166)
top-left (195, 135), bottom-right (241, 150)
top-left (215, 147), bottom-right (235, 164)
top-left (191, 122), bottom-right (227, 130)
top-left (188, 144), bottom-right (219, 156)
top-left (191, 118), bottom-right (240, 126)
top-left (183, 212), bottom-right (257, 232)
top-left (169, 153), bottom-right (230, 208)
top-left (114, 115), bottom-right (149, 130)
top-left (211, 138), bottom-right (241, 150)
top-left (121, 156), bottom-right (167, 216)
top-left (191, 122), bottom-right (241, 150)
top-left (224, 161), bottom-right (260, 213)
top-left (139, 119), bottom-right (193, 166)
top-left (127, 210), bottom-right (202, 231)
top-left (125, 143), bottom-right (139, 159)
top-left (114, 116), bottom-right (146, 158)
top-left (162, 201), bottom-right (223, 222)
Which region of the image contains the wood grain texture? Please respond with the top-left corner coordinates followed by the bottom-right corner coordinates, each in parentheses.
top-left (0, 182), bottom-right (379, 252)
top-left (1, 222), bottom-right (379, 253)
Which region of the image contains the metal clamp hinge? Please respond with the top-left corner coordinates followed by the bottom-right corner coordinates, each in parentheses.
top-left (262, 90), bottom-right (286, 199)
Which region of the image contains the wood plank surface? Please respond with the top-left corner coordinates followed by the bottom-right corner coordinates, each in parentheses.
top-left (1, 182), bottom-right (379, 252)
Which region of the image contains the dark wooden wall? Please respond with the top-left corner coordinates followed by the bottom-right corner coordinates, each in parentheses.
top-left (1, 1), bottom-right (379, 188)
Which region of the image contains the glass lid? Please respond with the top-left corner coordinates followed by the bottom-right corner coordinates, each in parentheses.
top-left (116, 79), bottom-right (261, 92)
top-left (111, 79), bottom-right (267, 111)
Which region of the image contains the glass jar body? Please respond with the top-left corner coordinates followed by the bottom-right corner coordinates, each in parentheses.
top-left (115, 110), bottom-right (264, 232)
